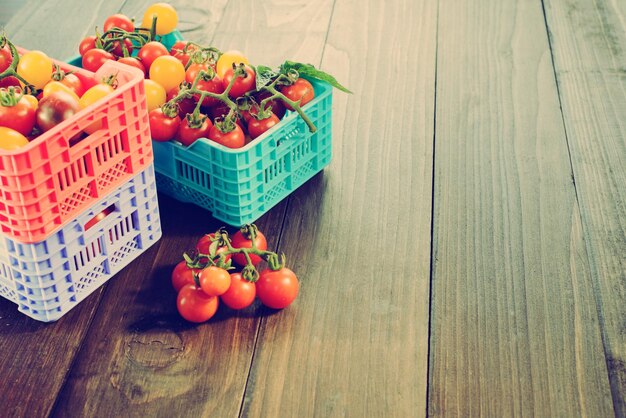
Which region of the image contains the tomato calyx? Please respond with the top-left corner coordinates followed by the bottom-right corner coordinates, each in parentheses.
top-left (0, 86), bottom-right (23, 107)
top-left (0, 37), bottom-right (37, 94)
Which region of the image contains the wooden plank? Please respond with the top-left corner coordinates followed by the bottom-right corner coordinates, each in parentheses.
top-left (239, 0), bottom-right (437, 416)
top-left (542, 0), bottom-right (626, 414)
top-left (429, 0), bottom-right (615, 416)
top-left (51, 1), bottom-right (336, 416)
top-left (0, 3), bottom-right (130, 417)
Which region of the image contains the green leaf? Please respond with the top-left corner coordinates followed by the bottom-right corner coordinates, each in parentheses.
top-left (255, 64), bottom-right (278, 90)
top-left (280, 61), bottom-right (352, 93)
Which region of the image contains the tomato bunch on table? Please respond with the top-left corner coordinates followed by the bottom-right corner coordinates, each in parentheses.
top-left (75, 3), bottom-right (352, 150)
top-left (172, 224), bottom-right (300, 323)
top-left (0, 36), bottom-right (117, 150)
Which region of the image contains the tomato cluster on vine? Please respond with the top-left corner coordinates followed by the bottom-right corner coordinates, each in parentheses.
top-left (172, 224), bottom-right (300, 323)
top-left (0, 35), bottom-right (118, 150)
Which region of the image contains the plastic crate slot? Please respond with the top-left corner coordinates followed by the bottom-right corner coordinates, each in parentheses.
top-left (73, 237), bottom-right (104, 271)
top-left (177, 161), bottom-right (211, 190)
top-left (75, 261), bottom-right (106, 293)
top-left (57, 156), bottom-right (89, 192)
top-left (291, 137), bottom-right (312, 163)
top-left (97, 161), bottom-right (128, 190)
top-left (108, 213), bottom-right (136, 245)
top-left (109, 237), bottom-right (139, 266)
top-left (60, 183), bottom-right (94, 216)
top-left (264, 157), bottom-right (286, 184)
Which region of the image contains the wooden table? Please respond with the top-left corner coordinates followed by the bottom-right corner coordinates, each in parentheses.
top-left (1, 0), bottom-right (624, 416)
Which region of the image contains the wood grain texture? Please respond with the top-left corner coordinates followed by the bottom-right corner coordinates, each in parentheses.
top-left (542, 0), bottom-right (626, 414)
top-left (240, 0), bottom-right (437, 416)
top-left (429, 0), bottom-right (614, 416)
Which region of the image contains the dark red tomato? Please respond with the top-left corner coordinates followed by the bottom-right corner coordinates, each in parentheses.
top-left (171, 260), bottom-right (201, 292)
top-left (184, 62), bottom-right (210, 84)
top-left (220, 273), bottom-right (256, 310)
top-left (255, 267), bottom-right (299, 309)
top-left (208, 101), bottom-right (231, 121)
top-left (0, 44), bottom-right (13, 72)
top-left (254, 90), bottom-right (286, 119)
top-left (222, 65), bottom-right (256, 98)
top-left (79, 36), bottom-right (97, 56)
top-left (194, 76), bottom-right (224, 108)
top-left (103, 14), bottom-right (135, 32)
top-left (166, 84), bottom-right (196, 117)
top-left (59, 73), bottom-right (85, 97)
top-left (177, 283), bottom-right (219, 323)
top-left (248, 113), bottom-right (280, 139)
top-left (170, 40), bottom-right (197, 67)
top-left (149, 108), bottom-right (181, 142)
top-left (137, 41), bottom-right (169, 72)
top-left (0, 76), bottom-right (20, 89)
top-left (177, 116), bottom-right (212, 146)
top-left (196, 233), bottom-right (232, 263)
top-left (82, 48), bottom-right (115, 72)
top-left (36, 91), bottom-right (80, 132)
top-left (280, 78), bottom-right (315, 110)
top-left (0, 94), bottom-right (36, 136)
top-left (231, 228), bottom-right (267, 267)
top-left (109, 38), bottom-right (134, 58)
top-left (117, 56), bottom-right (146, 76)
top-left (208, 123), bottom-right (245, 149)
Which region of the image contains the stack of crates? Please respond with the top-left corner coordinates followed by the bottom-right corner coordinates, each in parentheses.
top-left (0, 55), bottom-right (162, 322)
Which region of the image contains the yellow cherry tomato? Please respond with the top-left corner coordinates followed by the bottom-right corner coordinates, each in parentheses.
top-left (149, 55), bottom-right (185, 92)
top-left (142, 3), bottom-right (178, 35)
top-left (0, 127), bottom-right (29, 150)
top-left (17, 50), bottom-right (53, 89)
top-left (79, 84), bottom-right (115, 134)
top-left (143, 79), bottom-right (166, 111)
top-left (43, 81), bottom-right (80, 103)
top-left (215, 50), bottom-right (250, 79)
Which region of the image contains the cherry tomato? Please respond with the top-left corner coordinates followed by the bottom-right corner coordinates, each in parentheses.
top-left (177, 115), bottom-right (212, 146)
top-left (215, 50), bottom-right (249, 79)
top-left (0, 92), bottom-right (36, 136)
top-left (43, 81), bottom-right (80, 103)
top-left (196, 233), bottom-right (232, 263)
top-left (177, 283), bottom-right (219, 323)
top-left (103, 13), bottom-right (135, 32)
top-left (137, 41), bottom-right (169, 72)
top-left (36, 91), bottom-right (80, 133)
top-left (117, 57), bottom-right (146, 76)
top-left (0, 127), bottom-right (29, 150)
top-left (208, 123), bottom-right (245, 149)
top-left (0, 44), bottom-right (13, 72)
top-left (194, 75), bottom-right (224, 108)
top-left (0, 76), bottom-right (20, 89)
top-left (247, 113), bottom-right (280, 139)
top-left (149, 107), bottom-right (181, 142)
top-left (254, 90), bottom-right (286, 119)
top-left (59, 73), bottom-right (85, 97)
top-left (17, 50), bottom-right (53, 89)
top-left (220, 273), bottom-right (256, 310)
top-left (184, 62), bottom-right (210, 84)
top-left (82, 48), bottom-right (115, 72)
top-left (256, 267), bottom-right (299, 309)
top-left (166, 84), bottom-right (196, 118)
top-left (149, 55), bottom-right (186, 92)
top-left (222, 65), bottom-right (256, 98)
top-left (143, 79), bottom-right (167, 111)
top-left (78, 36), bottom-right (97, 56)
top-left (171, 260), bottom-right (201, 292)
top-left (108, 38), bottom-right (134, 58)
top-left (79, 83), bottom-right (115, 133)
top-left (280, 78), bottom-right (315, 110)
top-left (142, 3), bottom-right (179, 36)
top-left (198, 266), bottom-right (231, 297)
top-left (170, 41), bottom-right (197, 67)
top-left (231, 227), bottom-right (268, 266)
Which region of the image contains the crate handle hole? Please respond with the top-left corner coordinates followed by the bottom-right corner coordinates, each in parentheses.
top-left (84, 204), bottom-right (116, 231)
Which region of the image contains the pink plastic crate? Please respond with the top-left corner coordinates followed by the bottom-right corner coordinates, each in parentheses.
top-left (0, 52), bottom-right (152, 243)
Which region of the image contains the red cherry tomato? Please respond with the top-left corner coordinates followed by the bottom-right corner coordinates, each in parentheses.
top-left (247, 113), bottom-right (280, 139)
top-left (254, 90), bottom-right (286, 119)
top-left (280, 78), bottom-right (315, 111)
top-left (0, 91), bottom-right (37, 136)
top-left (177, 283), bottom-right (219, 323)
top-left (177, 115), bottom-right (213, 146)
top-left (198, 266), bottom-right (231, 297)
top-left (170, 41), bottom-right (198, 67)
top-left (196, 233), bottom-right (232, 263)
top-left (103, 13), bottom-right (135, 32)
top-left (231, 227), bottom-right (268, 266)
top-left (59, 73), bottom-right (85, 98)
top-left (208, 123), bottom-right (245, 149)
top-left (194, 75), bottom-right (224, 108)
top-left (137, 41), bottom-right (169, 72)
top-left (222, 65), bottom-right (256, 98)
top-left (149, 108), bottom-right (181, 142)
top-left (171, 260), bottom-right (201, 292)
top-left (82, 48), bottom-right (115, 72)
top-left (79, 36), bottom-right (97, 56)
top-left (0, 44), bottom-right (13, 72)
top-left (220, 273), bottom-right (256, 310)
top-left (166, 84), bottom-right (196, 118)
top-left (256, 267), bottom-right (299, 309)
top-left (115, 57), bottom-right (145, 76)
top-left (0, 76), bottom-right (20, 89)
top-left (108, 38), bottom-right (134, 58)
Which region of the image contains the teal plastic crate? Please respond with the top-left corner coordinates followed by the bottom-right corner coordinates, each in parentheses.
top-left (0, 165), bottom-right (162, 322)
top-left (66, 31), bottom-right (334, 226)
